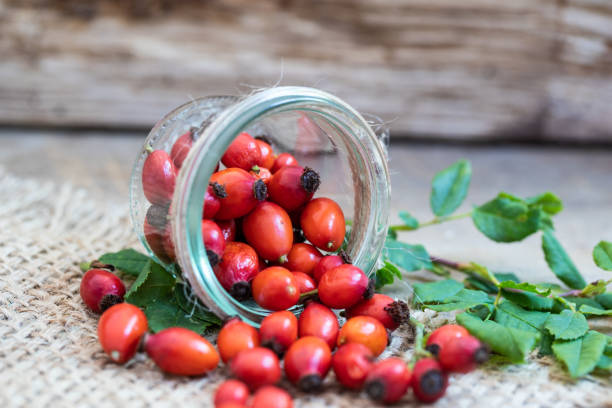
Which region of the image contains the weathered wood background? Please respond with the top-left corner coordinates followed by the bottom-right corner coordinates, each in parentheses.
top-left (2, 0), bottom-right (612, 140)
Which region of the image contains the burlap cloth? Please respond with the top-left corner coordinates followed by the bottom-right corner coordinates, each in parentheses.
top-left (1, 167), bottom-right (610, 408)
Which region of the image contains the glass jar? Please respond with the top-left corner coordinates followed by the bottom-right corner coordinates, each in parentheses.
top-left (130, 86), bottom-right (390, 326)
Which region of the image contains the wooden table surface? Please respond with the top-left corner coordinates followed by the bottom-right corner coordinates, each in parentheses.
top-left (2, 130), bottom-right (611, 285)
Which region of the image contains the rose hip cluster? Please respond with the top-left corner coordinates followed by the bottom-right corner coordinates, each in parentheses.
top-left (141, 129), bottom-right (360, 311)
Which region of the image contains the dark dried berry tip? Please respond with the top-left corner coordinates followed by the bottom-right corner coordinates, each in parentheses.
top-left (261, 340), bottom-right (286, 358)
top-left (298, 374), bottom-right (323, 393)
top-left (365, 379), bottom-right (385, 401)
top-left (363, 279), bottom-right (375, 300)
top-left (99, 294), bottom-right (123, 313)
top-left (254, 135), bottom-right (272, 145)
top-left (300, 167), bottom-right (321, 194)
top-left (253, 179), bottom-right (268, 201)
top-left (210, 182), bottom-right (227, 199)
top-left (474, 346), bottom-right (489, 364)
top-left (425, 344), bottom-right (440, 357)
top-left (339, 250), bottom-right (352, 264)
top-left (293, 228), bottom-right (305, 243)
top-left (90, 260), bottom-right (116, 271)
top-left (420, 370), bottom-right (445, 396)
top-left (206, 249), bottom-right (220, 267)
top-left (146, 204), bottom-right (169, 230)
top-left (231, 281), bottom-right (251, 301)
top-left (384, 300), bottom-right (411, 326)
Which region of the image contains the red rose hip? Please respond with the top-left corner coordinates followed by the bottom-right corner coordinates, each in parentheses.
top-left (145, 327), bottom-right (219, 375)
top-left (217, 219), bottom-right (237, 242)
top-left (425, 324), bottom-right (469, 356)
top-left (250, 166), bottom-right (272, 185)
top-left (242, 202), bottom-right (293, 262)
top-left (201, 219), bottom-right (226, 266)
top-left (210, 168), bottom-right (267, 220)
top-left (365, 358), bottom-right (412, 404)
top-left (298, 302), bottom-right (339, 349)
top-left (230, 347), bottom-right (281, 389)
top-left (337, 316), bottom-right (388, 357)
top-left (271, 153), bottom-right (298, 173)
top-left (203, 182), bottom-right (226, 219)
top-left (438, 334), bottom-right (488, 373)
top-left (98, 303), bottom-right (147, 364)
top-left (142, 149), bottom-right (177, 206)
top-left (284, 336), bottom-right (332, 392)
top-left (268, 166), bottom-right (320, 212)
top-left (255, 138), bottom-right (276, 169)
top-left (312, 254), bottom-right (344, 282)
top-left (214, 380), bottom-right (250, 406)
top-left (411, 358), bottom-right (448, 403)
top-left (250, 386), bottom-right (293, 408)
top-left (300, 198), bottom-right (346, 251)
top-left (222, 132), bottom-right (262, 171)
top-left (332, 343), bottom-right (374, 389)
top-left (259, 311), bottom-right (298, 357)
top-left (80, 269), bottom-right (126, 313)
top-left (346, 294), bottom-right (410, 331)
top-left (217, 317), bottom-right (260, 363)
top-left (170, 128), bottom-right (196, 169)
top-left (284, 243), bottom-right (322, 276)
top-left (214, 242), bottom-right (259, 300)
top-left (318, 264), bottom-right (371, 309)
top-left (252, 267), bottom-right (300, 311)
top-left (292, 271), bottom-right (316, 293)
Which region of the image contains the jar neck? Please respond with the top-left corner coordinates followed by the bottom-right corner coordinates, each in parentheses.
top-left (172, 87), bottom-right (391, 325)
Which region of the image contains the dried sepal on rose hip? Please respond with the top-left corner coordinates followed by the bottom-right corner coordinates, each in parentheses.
top-left (214, 242), bottom-right (259, 301)
top-left (203, 182), bottom-right (226, 219)
top-left (242, 202), bottom-right (293, 262)
top-left (98, 303), bottom-right (147, 364)
top-left (364, 357), bottom-right (412, 404)
top-left (259, 311), bottom-right (298, 357)
top-left (230, 347), bottom-right (282, 389)
top-left (217, 316), bottom-right (260, 364)
top-left (214, 379), bottom-right (250, 407)
top-left (337, 316), bottom-right (388, 357)
top-left (317, 264), bottom-right (373, 310)
top-left (438, 334), bottom-right (489, 373)
top-left (411, 358), bottom-right (448, 403)
top-left (268, 165), bottom-right (321, 212)
top-left (332, 343), bottom-right (374, 389)
top-left (284, 336), bottom-right (332, 392)
top-left (145, 327), bottom-right (219, 376)
top-left (251, 267), bottom-right (300, 311)
top-left (298, 302), bottom-right (339, 350)
top-left (80, 268), bottom-right (125, 313)
top-left (346, 294), bottom-right (410, 331)
top-left (221, 132), bottom-right (262, 171)
top-left (210, 168), bottom-right (267, 220)
top-left (300, 197), bottom-right (346, 252)
top-left (142, 148), bottom-right (177, 207)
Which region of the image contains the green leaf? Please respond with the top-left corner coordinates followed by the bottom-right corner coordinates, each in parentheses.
top-left (579, 305), bottom-right (612, 316)
top-left (542, 230), bottom-right (587, 289)
top-left (495, 301), bottom-right (550, 332)
top-left (593, 241), bottom-right (612, 271)
top-left (501, 289), bottom-right (555, 311)
top-left (471, 193), bottom-right (541, 242)
top-left (423, 289), bottom-right (492, 312)
top-left (145, 296), bottom-right (214, 334)
top-left (539, 333), bottom-right (554, 356)
top-left (552, 331), bottom-right (607, 377)
top-left (580, 279), bottom-right (611, 297)
top-left (595, 292), bottom-right (612, 309)
top-left (544, 309), bottom-right (589, 340)
top-left (383, 239), bottom-right (433, 272)
top-left (99, 249), bottom-right (151, 277)
top-left (174, 283), bottom-right (221, 325)
top-left (498, 281), bottom-right (551, 296)
top-left (125, 260), bottom-right (175, 307)
top-left (457, 313), bottom-right (540, 363)
top-left (375, 261), bottom-right (403, 289)
top-left (596, 354), bottom-right (612, 371)
top-left (465, 272), bottom-right (521, 294)
top-left (398, 211), bottom-right (419, 230)
top-left (526, 192), bottom-right (563, 215)
top-left (430, 159), bottom-right (472, 217)
top-left (412, 279), bottom-right (464, 304)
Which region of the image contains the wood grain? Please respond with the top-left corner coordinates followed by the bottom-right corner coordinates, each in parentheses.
top-left (1, 0), bottom-right (612, 140)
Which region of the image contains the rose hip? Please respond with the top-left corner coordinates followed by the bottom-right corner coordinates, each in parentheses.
top-left (230, 347), bottom-right (281, 389)
top-left (337, 316), bottom-right (388, 357)
top-left (202, 219), bottom-right (226, 266)
top-left (438, 334), bottom-right (488, 373)
top-left (142, 149), bottom-right (177, 206)
top-left (222, 132), bottom-right (262, 171)
top-left (252, 267), bottom-right (300, 311)
top-left (242, 202), bottom-right (293, 262)
top-left (204, 183), bottom-right (226, 219)
top-left (217, 219), bottom-right (237, 242)
top-left (298, 302), bottom-right (339, 349)
top-left (346, 294), bottom-right (410, 331)
top-left (332, 343), bottom-right (374, 389)
top-left (144, 218), bottom-right (170, 263)
top-left (250, 386), bottom-right (293, 408)
top-left (162, 223), bottom-right (176, 262)
top-left (318, 264), bottom-right (371, 309)
top-left (312, 255), bottom-right (344, 283)
top-left (292, 271), bottom-right (316, 293)
top-left (300, 198), bottom-right (346, 252)
top-left (214, 242), bottom-right (259, 300)
top-left (268, 166), bottom-right (320, 212)
top-left (284, 243), bottom-right (322, 276)
top-left (210, 168), bottom-right (267, 220)
top-left (425, 324), bottom-right (469, 356)
top-left (364, 358), bottom-right (412, 404)
top-left (284, 336), bottom-right (332, 392)
top-left (145, 327), bottom-right (219, 376)
top-left (271, 153), bottom-right (298, 173)
top-left (214, 380), bottom-right (250, 407)
top-left (411, 358), bottom-right (448, 403)
top-left (80, 269), bottom-right (125, 313)
top-left (170, 127), bottom-right (196, 169)
top-left (259, 310), bottom-right (298, 357)
top-left (217, 317), bottom-right (260, 363)
top-left (254, 138), bottom-right (276, 169)
top-left (98, 303), bottom-right (147, 364)
top-left (250, 166), bottom-right (272, 185)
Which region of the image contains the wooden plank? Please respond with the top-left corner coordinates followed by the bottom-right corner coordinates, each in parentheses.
top-left (1, 0), bottom-right (612, 140)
